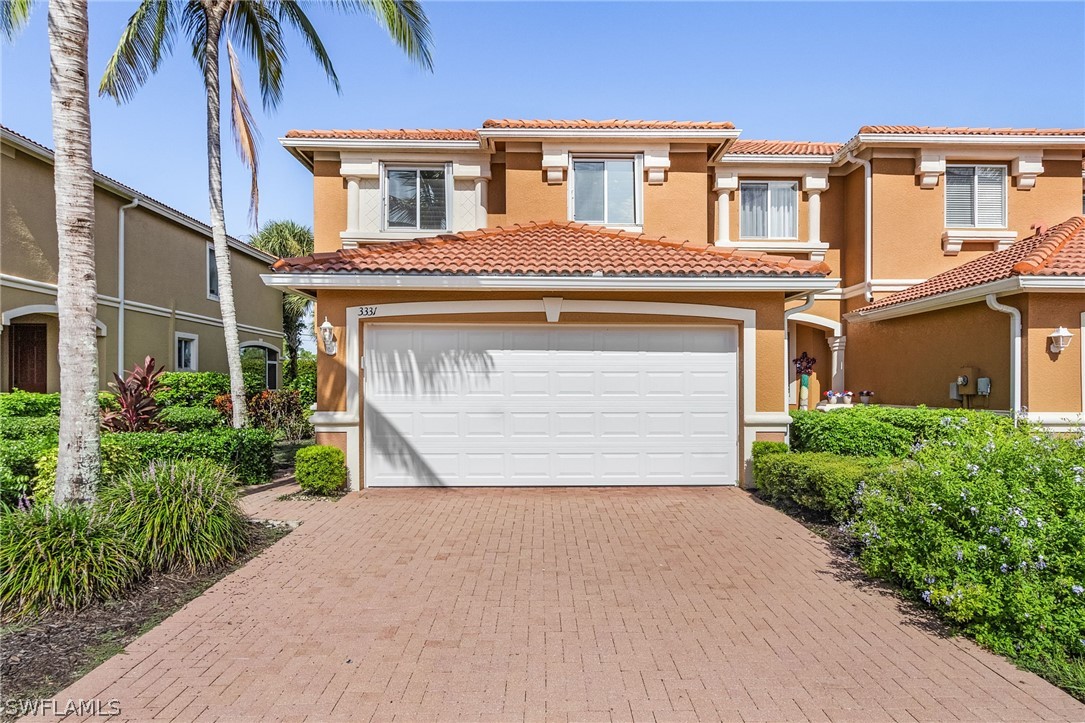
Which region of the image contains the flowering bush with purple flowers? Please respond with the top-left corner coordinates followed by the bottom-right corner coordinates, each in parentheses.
top-left (847, 417), bottom-right (1085, 665)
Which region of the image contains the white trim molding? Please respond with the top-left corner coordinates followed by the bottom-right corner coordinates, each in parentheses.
top-left (173, 331), bottom-right (199, 372)
top-left (1, 304), bottom-right (107, 337)
top-left (313, 298), bottom-right (781, 489)
top-left (942, 228), bottom-right (1017, 255)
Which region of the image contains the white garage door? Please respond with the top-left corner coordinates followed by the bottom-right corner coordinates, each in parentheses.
top-left (363, 324), bottom-right (739, 487)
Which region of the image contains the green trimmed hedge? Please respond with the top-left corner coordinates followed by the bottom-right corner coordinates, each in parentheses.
top-left (0, 390), bottom-right (116, 417)
top-left (789, 410), bottom-right (912, 457)
top-left (158, 405), bottom-right (225, 432)
top-left (0, 415), bottom-right (60, 440)
top-left (295, 445), bottom-right (346, 495)
top-left (154, 372), bottom-right (231, 408)
top-left (755, 451), bottom-right (892, 522)
top-left (103, 428), bottom-right (273, 485)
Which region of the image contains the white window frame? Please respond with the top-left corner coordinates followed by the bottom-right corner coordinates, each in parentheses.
top-left (568, 154), bottom-right (644, 229)
top-left (738, 181), bottom-right (799, 240)
top-left (380, 162), bottom-right (453, 233)
top-left (945, 164), bottom-right (1008, 229)
top-left (241, 342), bottom-right (280, 390)
top-left (206, 242), bottom-right (219, 301)
top-left (174, 332), bottom-right (199, 372)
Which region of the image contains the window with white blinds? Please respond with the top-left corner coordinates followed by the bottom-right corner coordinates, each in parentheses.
top-left (740, 181), bottom-right (798, 239)
top-left (945, 165), bottom-right (1006, 228)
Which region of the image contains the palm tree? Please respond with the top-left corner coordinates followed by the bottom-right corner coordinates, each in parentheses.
top-left (99, 0), bottom-right (432, 427)
top-left (3, 0), bottom-right (101, 504)
top-left (249, 219), bottom-right (313, 382)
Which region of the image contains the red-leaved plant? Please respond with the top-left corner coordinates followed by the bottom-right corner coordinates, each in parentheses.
top-left (101, 356), bottom-right (168, 432)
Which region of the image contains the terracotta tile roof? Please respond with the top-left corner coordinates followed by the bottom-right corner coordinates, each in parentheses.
top-left (728, 140), bottom-right (841, 156)
top-left (284, 128), bottom-right (479, 141)
top-left (481, 119), bottom-right (735, 130)
top-left (857, 216), bottom-right (1085, 312)
top-left (858, 125), bottom-right (1085, 136)
top-left (272, 221), bottom-right (830, 278)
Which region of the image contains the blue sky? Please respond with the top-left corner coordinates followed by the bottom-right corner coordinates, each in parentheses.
top-left (2, 1), bottom-right (1083, 240)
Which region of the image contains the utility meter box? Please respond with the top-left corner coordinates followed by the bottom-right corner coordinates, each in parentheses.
top-left (977, 377), bottom-right (991, 396)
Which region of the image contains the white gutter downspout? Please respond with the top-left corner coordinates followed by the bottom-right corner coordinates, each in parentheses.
top-left (117, 198), bottom-right (139, 376)
top-left (846, 153), bottom-right (874, 303)
top-left (783, 293), bottom-right (817, 407)
top-left (985, 294), bottom-right (1021, 425)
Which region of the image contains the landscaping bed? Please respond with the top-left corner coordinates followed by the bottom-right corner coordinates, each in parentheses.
top-left (0, 522), bottom-right (289, 720)
top-left (755, 406), bottom-right (1085, 702)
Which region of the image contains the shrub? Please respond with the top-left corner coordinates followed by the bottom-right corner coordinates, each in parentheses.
top-left (0, 390), bottom-right (60, 417)
top-left (32, 450), bottom-right (58, 506)
top-left (0, 466), bottom-right (30, 511)
top-left (756, 452), bottom-right (892, 522)
top-left (752, 440), bottom-right (789, 458)
top-left (848, 420), bottom-right (1085, 663)
top-left (100, 459), bottom-right (250, 574)
top-left (30, 438), bottom-right (142, 506)
top-left (0, 503), bottom-right (141, 621)
top-left (102, 356), bottom-right (168, 432)
top-left (247, 390), bottom-right (312, 441)
top-left (295, 445), bottom-right (346, 495)
top-left (158, 405), bottom-right (224, 432)
top-left (789, 410), bottom-right (912, 457)
top-left (0, 436), bottom-right (57, 482)
top-left (287, 357), bottom-right (316, 408)
top-left (0, 415), bottom-right (59, 440)
top-left (154, 371), bottom-right (231, 408)
top-left (103, 428), bottom-right (274, 484)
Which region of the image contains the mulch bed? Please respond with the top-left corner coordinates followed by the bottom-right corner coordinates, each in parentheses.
top-left (0, 523), bottom-right (289, 718)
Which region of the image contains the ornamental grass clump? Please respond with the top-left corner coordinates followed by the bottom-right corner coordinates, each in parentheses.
top-left (0, 503), bottom-right (141, 621)
top-left (847, 417), bottom-right (1085, 664)
top-left (100, 459), bottom-right (250, 574)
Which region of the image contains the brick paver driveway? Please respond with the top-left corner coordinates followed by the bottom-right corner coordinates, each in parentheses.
top-left (47, 486), bottom-right (1085, 722)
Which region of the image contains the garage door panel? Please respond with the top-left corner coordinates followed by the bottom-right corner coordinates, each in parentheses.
top-left (365, 325), bottom-right (738, 487)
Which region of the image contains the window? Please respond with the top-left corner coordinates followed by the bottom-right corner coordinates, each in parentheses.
top-left (207, 243), bottom-right (219, 300)
top-left (383, 165), bottom-right (449, 231)
top-left (242, 345), bottom-right (279, 390)
top-left (175, 333), bottom-right (198, 372)
top-left (571, 157), bottom-right (641, 226)
top-left (739, 181), bottom-right (798, 239)
top-left (945, 165), bottom-right (1006, 228)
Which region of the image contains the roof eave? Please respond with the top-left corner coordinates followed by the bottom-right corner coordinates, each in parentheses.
top-left (262, 272), bottom-right (840, 293)
top-left (834, 133), bottom-right (1085, 164)
top-left (717, 154), bottom-right (834, 165)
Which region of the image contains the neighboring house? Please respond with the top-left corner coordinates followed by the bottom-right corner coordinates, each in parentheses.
top-left (266, 120), bottom-right (1085, 489)
top-left (1, 126), bottom-right (285, 393)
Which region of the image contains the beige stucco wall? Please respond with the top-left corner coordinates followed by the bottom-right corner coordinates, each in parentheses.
top-left (846, 299), bottom-right (1016, 411)
top-left (1, 138), bottom-right (284, 392)
top-left (870, 156), bottom-right (1082, 282)
top-left (313, 159), bottom-right (346, 254)
top-left (1021, 293), bottom-right (1084, 415)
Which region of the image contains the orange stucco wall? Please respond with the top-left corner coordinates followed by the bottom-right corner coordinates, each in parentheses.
top-left (1021, 293), bottom-right (1085, 414)
top-left (313, 160), bottom-right (346, 253)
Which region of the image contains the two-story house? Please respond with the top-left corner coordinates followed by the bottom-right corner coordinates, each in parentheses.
top-left (1, 126), bottom-right (285, 392)
top-left (265, 120), bottom-right (1085, 489)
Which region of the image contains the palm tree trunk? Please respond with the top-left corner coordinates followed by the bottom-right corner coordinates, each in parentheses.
top-left (49, 0), bottom-right (100, 504)
top-left (202, 2), bottom-right (247, 427)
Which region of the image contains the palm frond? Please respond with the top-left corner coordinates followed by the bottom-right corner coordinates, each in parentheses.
top-left (329, 0), bottom-right (433, 71)
top-left (249, 219), bottom-right (314, 259)
top-left (225, 0), bottom-right (286, 110)
top-left (0, 0), bottom-right (33, 40)
top-left (226, 38), bottom-right (261, 226)
top-left (275, 1), bottom-right (340, 92)
top-left (98, 0), bottom-right (175, 102)
top-left (179, 0), bottom-right (207, 70)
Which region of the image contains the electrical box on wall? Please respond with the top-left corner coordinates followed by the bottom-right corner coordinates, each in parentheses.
top-left (956, 367), bottom-right (978, 396)
top-left (949, 383), bottom-right (961, 401)
top-left (977, 377), bottom-right (991, 396)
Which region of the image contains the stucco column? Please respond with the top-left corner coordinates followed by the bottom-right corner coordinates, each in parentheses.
top-left (345, 176), bottom-right (361, 233)
top-left (807, 189), bottom-right (822, 243)
top-left (828, 335), bottom-right (846, 394)
top-left (715, 190), bottom-right (731, 245)
top-left (474, 177), bottom-right (488, 229)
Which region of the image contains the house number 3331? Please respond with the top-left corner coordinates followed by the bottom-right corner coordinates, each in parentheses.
top-left (360, 306), bottom-right (378, 317)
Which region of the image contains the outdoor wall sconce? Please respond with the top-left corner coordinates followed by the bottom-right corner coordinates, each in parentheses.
top-left (1049, 326), bottom-right (1074, 355)
top-left (320, 317), bottom-right (338, 356)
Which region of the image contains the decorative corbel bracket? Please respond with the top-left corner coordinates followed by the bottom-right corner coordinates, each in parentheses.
top-left (1011, 153), bottom-right (1044, 190)
top-left (915, 151), bottom-right (945, 189)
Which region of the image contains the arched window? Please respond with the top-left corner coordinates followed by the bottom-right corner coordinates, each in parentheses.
top-left (241, 344), bottom-right (279, 390)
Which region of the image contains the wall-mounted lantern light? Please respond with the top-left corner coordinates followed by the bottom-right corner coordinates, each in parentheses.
top-left (320, 317), bottom-right (337, 356)
top-left (1049, 326), bottom-right (1074, 355)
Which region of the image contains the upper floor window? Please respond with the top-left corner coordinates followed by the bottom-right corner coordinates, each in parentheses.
top-left (384, 165), bottom-right (449, 231)
top-left (946, 165), bottom-right (1006, 228)
top-left (571, 156), bottom-right (642, 226)
top-left (206, 243), bottom-right (219, 301)
top-left (740, 181), bottom-right (798, 239)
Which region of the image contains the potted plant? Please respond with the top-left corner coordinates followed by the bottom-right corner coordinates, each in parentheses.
top-left (793, 352), bottom-right (816, 410)
top-left (860, 390), bottom-right (874, 404)
top-left (825, 390), bottom-right (837, 405)
top-left (842, 390), bottom-right (854, 405)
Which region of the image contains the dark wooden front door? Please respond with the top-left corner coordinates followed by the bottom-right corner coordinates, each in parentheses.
top-left (10, 324), bottom-right (48, 393)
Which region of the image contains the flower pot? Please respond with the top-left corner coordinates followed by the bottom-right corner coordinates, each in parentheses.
top-left (827, 396), bottom-right (837, 405)
top-left (843, 394), bottom-right (854, 405)
top-left (860, 395), bottom-right (872, 405)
